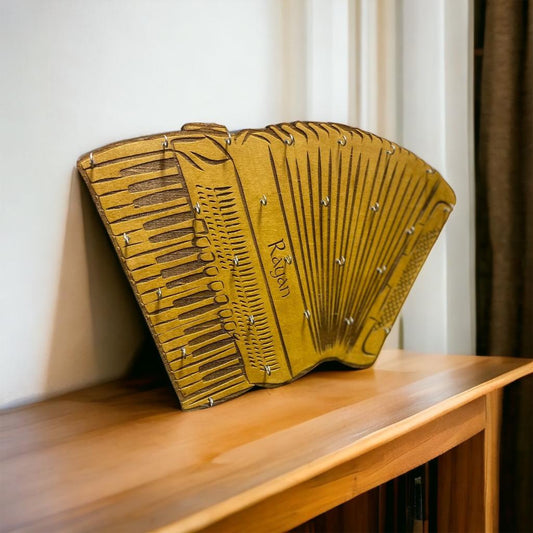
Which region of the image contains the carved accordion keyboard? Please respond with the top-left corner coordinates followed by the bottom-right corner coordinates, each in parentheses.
top-left (78, 122), bottom-right (455, 409)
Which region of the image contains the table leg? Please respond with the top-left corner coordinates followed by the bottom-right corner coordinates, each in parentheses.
top-left (484, 389), bottom-right (502, 533)
top-left (437, 391), bottom-right (503, 532)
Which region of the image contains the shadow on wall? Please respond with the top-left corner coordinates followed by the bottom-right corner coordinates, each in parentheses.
top-left (45, 170), bottom-right (147, 395)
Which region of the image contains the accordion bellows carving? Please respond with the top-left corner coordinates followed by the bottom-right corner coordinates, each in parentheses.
top-left (78, 122), bottom-right (455, 409)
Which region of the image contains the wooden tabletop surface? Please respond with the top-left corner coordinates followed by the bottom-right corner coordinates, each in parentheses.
top-left (1, 350), bottom-right (532, 532)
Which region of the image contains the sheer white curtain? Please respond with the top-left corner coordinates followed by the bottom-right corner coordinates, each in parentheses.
top-left (281, 0), bottom-right (475, 354)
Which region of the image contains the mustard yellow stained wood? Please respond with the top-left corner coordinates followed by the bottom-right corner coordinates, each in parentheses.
top-left (77, 122), bottom-right (455, 409)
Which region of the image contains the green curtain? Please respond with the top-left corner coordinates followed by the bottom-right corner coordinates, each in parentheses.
top-left (477, 1), bottom-right (532, 531)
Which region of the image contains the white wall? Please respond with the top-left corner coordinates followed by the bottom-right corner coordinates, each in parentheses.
top-left (0, 0), bottom-right (289, 408)
top-left (0, 0), bottom-right (474, 408)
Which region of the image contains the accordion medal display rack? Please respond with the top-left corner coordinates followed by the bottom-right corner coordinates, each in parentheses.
top-left (77, 122), bottom-right (455, 410)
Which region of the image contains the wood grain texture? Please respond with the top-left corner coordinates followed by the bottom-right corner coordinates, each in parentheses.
top-left (1, 351), bottom-right (531, 533)
top-left (203, 398), bottom-right (485, 533)
top-left (77, 123), bottom-right (456, 409)
top-left (437, 432), bottom-right (486, 532)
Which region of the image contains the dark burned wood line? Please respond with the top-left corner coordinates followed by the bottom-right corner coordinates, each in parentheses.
top-left (165, 271), bottom-right (206, 289)
top-left (160, 323), bottom-right (223, 349)
top-left (342, 149), bottom-right (384, 328)
top-left (148, 227), bottom-right (194, 244)
top-left (97, 174), bottom-right (182, 196)
top-left (133, 189), bottom-right (187, 207)
top-left (188, 326), bottom-right (224, 346)
top-left (315, 145), bottom-right (328, 346)
top-left (110, 205), bottom-right (179, 225)
top-left (86, 149), bottom-right (169, 177)
top-left (328, 140), bottom-right (344, 340)
top-left (190, 151), bottom-right (229, 166)
top-left (160, 258), bottom-right (207, 279)
top-left (331, 144), bottom-right (356, 340)
top-left (121, 158), bottom-right (177, 176)
top-left (143, 211), bottom-right (193, 230)
top-left (303, 151), bottom-right (322, 346)
top-left (124, 237), bottom-right (194, 260)
top-left (335, 150), bottom-right (362, 321)
top-left (326, 138), bottom-right (337, 335)
top-left (325, 123), bottom-right (350, 338)
top-left (156, 247), bottom-right (198, 264)
top-left (336, 155), bottom-right (371, 330)
top-left (285, 149), bottom-right (321, 352)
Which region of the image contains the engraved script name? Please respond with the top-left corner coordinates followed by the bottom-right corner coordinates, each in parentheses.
top-left (268, 238), bottom-right (290, 298)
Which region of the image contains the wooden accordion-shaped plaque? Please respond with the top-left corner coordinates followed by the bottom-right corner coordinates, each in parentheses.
top-left (78, 122), bottom-right (455, 409)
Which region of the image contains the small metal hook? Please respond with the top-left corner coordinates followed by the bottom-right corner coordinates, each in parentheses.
top-left (338, 135), bottom-right (347, 146)
top-left (89, 152), bottom-right (95, 168)
top-left (344, 316), bottom-right (354, 326)
top-left (123, 233), bottom-right (130, 245)
top-left (162, 135), bottom-right (169, 149)
top-left (386, 144), bottom-right (396, 156)
top-left (426, 168), bottom-right (435, 174)
top-left (376, 265), bottom-right (387, 275)
top-left (208, 397), bottom-right (214, 407)
top-left (180, 346), bottom-right (187, 357)
top-left (260, 195), bottom-right (267, 206)
top-left (156, 288), bottom-right (163, 299)
top-left (406, 226), bottom-right (415, 235)
top-left (285, 255), bottom-right (293, 264)
top-left (284, 134), bottom-right (295, 146)
top-left (384, 326), bottom-right (391, 334)
top-left (336, 256), bottom-right (346, 266)
top-left (193, 202), bottom-right (201, 214)
top-left (370, 202), bottom-right (380, 212)
top-left (233, 256), bottom-right (240, 266)
top-left (248, 315), bottom-right (255, 326)
top-left (263, 365), bottom-right (272, 376)
top-left (321, 196), bottom-right (330, 207)
top-left (303, 309), bottom-right (311, 320)
top-left (225, 133), bottom-right (232, 145)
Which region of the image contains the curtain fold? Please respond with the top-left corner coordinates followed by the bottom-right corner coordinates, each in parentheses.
top-left (477, 1), bottom-right (532, 531)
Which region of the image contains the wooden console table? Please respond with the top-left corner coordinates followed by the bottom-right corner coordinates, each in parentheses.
top-left (1, 350), bottom-right (532, 532)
